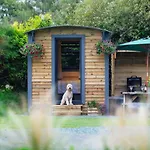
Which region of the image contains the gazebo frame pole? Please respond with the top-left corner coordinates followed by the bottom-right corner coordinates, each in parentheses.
top-left (146, 51), bottom-right (149, 86)
top-left (147, 51), bottom-right (150, 102)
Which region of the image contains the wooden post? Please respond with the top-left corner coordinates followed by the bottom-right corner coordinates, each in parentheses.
top-left (111, 54), bottom-right (115, 96)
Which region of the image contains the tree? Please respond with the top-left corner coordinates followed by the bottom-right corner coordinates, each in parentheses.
top-left (71, 0), bottom-right (150, 43)
top-left (0, 0), bottom-right (18, 21)
top-left (0, 0), bottom-right (38, 23)
top-left (24, 0), bottom-right (56, 14)
top-left (51, 0), bottom-right (82, 25)
top-left (106, 0), bottom-right (150, 42)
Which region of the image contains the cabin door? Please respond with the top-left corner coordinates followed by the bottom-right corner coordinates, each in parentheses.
top-left (53, 37), bottom-right (84, 105)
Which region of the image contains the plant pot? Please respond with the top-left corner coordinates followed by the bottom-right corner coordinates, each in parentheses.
top-left (88, 107), bottom-right (98, 115)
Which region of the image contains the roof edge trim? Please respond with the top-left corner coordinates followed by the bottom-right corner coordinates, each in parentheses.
top-left (26, 25), bottom-right (111, 34)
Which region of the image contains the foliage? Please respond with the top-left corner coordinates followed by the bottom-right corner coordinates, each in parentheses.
top-left (0, 0), bottom-right (80, 24)
top-left (13, 13), bottom-right (53, 33)
top-left (69, 145), bottom-right (75, 150)
top-left (88, 100), bottom-right (97, 108)
top-left (0, 13), bottom-right (53, 90)
top-left (1, 0), bottom-right (149, 43)
top-left (0, 89), bottom-right (21, 116)
top-left (0, 25), bottom-right (6, 39)
top-left (52, 0), bottom-right (81, 25)
top-left (0, 0), bottom-right (37, 22)
top-left (99, 104), bottom-right (106, 115)
top-left (4, 84), bottom-right (13, 92)
top-left (0, 24), bottom-right (27, 90)
top-left (106, 0), bottom-right (150, 43)
top-left (39, 13), bottom-right (53, 27)
top-left (96, 40), bottom-right (116, 55)
top-left (70, 0), bottom-right (109, 27)
top-left (0, 0), bottom-right (18, 21)
top-left (20, 43), bottom-right (44, 57)
top-left (68, 0), bottom-right (150, 43)
top-left (24, 0), bottom-right (56, 14)
top-left (15, 148), bottom-right (31, 150)
top-left (0, 22), bottom-right (15, 48)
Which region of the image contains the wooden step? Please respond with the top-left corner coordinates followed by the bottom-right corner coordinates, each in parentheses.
top-left (52, 105), bottom-right (82, 116)
top-left (29, 104), bottom-right (83, 116)
top-left (87, 108), bottom-right (99, 114)
top-left (53, 110), bottom-right (82, 116)
top-left (81, 105), bottom-right (88, 115)
top-left (53, 105), bottom-right (82, 109)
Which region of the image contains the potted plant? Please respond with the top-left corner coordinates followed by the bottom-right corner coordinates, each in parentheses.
top-left (96, 40), bottom-right (116, 55)
top-left (20, 43), bottom-right (43, 58)
top-left (87, 100), bottom-right (98, 115)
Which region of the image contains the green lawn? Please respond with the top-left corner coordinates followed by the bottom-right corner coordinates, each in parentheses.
top-left (0, 115), bottom-right (113, 129)
top-left (1, 115), bottom-right (149, 129)
top-left (53, 116), bottom-right (111, 128)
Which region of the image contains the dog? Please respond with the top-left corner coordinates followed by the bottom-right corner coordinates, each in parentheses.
top-left (60, 84), bottom-right (73, 105)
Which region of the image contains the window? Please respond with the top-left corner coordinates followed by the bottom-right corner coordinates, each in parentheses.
top-left (61, 41), bottom-right (80, 71)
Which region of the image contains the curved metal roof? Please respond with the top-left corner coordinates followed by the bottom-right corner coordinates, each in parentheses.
top-left (26, 25), bottom-right (111, 34)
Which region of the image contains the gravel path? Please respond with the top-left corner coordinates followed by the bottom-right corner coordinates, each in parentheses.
top-left (55, 127), bottom-right (110, 150)
top-left (0, 126), bottom-right (110, 150)
top-left (1, 125), bottom-right (149, 150)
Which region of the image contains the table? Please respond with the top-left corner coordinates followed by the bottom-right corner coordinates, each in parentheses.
top-left (121, 91), bottom-right (150, 114)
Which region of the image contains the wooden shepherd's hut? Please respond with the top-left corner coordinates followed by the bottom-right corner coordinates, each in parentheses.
top-left (26, 26), bottom-right (111, 115)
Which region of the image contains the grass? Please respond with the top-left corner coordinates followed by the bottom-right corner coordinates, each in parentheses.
top-left (1, 113), bottom-right (150, 129)
top-left (53, 116), bottom-right (111, 128)
top-left (1, 113), bottom-right (150, 150)
top-left (0, 115), bottom-right (113, 129)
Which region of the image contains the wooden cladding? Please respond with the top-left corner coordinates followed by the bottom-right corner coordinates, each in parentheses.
top-left (114, 52), bottom-right (147, 96)
top-left (32, 27), bottom-right (105, 103)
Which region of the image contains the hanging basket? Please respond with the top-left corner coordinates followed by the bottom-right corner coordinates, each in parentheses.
top-left (20, 43), bottom-right (44, 58)
top-left (96, 40), bottom-right (116, 55)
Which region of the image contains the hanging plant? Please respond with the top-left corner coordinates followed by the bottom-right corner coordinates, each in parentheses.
top-left (20, 43), bottom-right (44, 57)
top-left (96, 40), bottom-right (116, 55)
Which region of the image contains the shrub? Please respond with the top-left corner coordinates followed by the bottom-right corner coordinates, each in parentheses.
top-left (0, 88), bottom-right (24, 116)
top-left (0, 25), bottom-right (27, 90)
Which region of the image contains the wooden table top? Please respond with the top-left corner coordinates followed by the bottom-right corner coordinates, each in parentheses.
top-left (122, 91), bottom-right (150, 95)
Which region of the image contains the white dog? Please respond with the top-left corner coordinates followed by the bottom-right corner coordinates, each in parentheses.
top-left (60, 84), bottom-right (73, 105)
